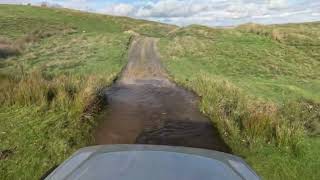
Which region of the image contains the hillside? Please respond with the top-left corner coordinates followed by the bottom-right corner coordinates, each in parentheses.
top-left (0, 4), bottom-right (319, 180)
top-left (159, 23), bottom-right (320, 179)
top-left (160, 23), bottom-right (320, 102)
top-left (0, 5), bottom-right (175, 179)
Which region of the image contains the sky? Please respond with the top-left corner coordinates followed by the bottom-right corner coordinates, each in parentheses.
top-left (1, 0), bottom-right (320, 26)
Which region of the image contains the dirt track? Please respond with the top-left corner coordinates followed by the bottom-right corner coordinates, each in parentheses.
top-left (94, 37), bottom-right (231, 152)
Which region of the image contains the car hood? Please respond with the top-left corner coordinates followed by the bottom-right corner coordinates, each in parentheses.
top-left (45, 144), bottom-right (260, 180)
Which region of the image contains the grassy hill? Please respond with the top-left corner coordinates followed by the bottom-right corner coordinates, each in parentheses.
top-left (160, 23), bottom-right (320, 102)
top-left (0, 4), bottom-right (319, 180)
top-left (159, 23), bottom-right (320, 179)
top-left (0, 5), bottom-right (175, 179)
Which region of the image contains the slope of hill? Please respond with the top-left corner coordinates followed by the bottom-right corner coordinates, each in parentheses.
top-left (160, 23), bottom-right (320, 102)
top-left (0, 5), bottom-right (175, 179)
top-left (159, 23), bottom-right (320, 180)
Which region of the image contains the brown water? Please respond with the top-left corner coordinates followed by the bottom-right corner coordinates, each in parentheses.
top-left (94, 37), bottom-right (231, 152)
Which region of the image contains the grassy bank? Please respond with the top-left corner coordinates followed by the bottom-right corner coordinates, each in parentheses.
top-left (0, 34), bottom-right (127, 179)
top-left (159, 23), bottom-right (320, 179)
top-left (0, 5), bottom-right (175, 179)
top-left (0, 73), bottom-right (116, 179)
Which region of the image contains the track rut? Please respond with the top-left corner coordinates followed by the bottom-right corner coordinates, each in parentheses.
top-left (94, 37), bottom-right (231, 152)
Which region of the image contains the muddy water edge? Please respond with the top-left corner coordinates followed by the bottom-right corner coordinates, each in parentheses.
top-left (94, 37), bottom-right (231, 153)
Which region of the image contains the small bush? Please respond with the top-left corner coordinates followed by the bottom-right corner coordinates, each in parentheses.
top-left (271, 29), bottom-right (286, 42)
top-left (0, 45), bottom-right (21, 58)
top-left (0, 38), bottom-right (21, 58)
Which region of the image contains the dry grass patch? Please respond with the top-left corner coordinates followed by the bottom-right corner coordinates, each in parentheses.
top-left (0, 72), bottom-right (115, 110)
top-left (0, 27), bottom-right (75, 59)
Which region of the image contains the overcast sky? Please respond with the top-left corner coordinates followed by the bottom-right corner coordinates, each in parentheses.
top-left (1, 0), bottom-right (319, 26)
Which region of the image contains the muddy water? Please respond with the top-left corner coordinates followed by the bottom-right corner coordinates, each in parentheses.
top-left (94, 37), bottom-right (231, 152)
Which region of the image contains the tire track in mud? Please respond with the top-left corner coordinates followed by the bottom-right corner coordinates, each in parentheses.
top-left (94, 36), bottom-right (231, 152)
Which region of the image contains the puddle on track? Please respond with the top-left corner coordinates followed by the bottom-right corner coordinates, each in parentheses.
top-left (94, 37), bottom-right (231, 153)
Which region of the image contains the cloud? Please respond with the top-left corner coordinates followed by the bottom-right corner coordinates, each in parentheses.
top-left (1, 0), bottom-right (319, 26)
top-left (0, 0), bottom-right (29, 4)
top-left (268, 0), bottom-right (288, 9)
top-left (99, 0), bottom-right (320, 26)
top-left (100, 3), bottom-right (135, 16)
top-left (135, 0), bottom-right (208, 18)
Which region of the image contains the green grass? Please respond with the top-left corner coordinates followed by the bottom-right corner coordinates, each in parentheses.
top-left (0, 105), bottom-right (92, 179)
top-left (242, 138), bottom-right (320, 180)
top-left (0, 5), bottom-right (175, 179)
top-left (0, 5), bottom-right (175, 39)
top-left (0, 72), bottom-right (117, 179)
top-left (160, 25), bottom-right (320, 102)
top-left (2, 33), bottom-right (130, 76)
top-left (159, 23), bottom-right (320, 179)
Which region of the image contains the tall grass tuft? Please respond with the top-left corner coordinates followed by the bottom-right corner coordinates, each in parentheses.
top-left (0, 27), bottom-right (75, 59)
top-left (182, 73), bottom-right (314, 153)
top-left (238, 23), bottom-right (286, 42)
top-left (0, 71), bottom-right (115, 116)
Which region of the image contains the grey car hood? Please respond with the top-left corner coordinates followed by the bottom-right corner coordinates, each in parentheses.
top-left (45, 145), bottom-right (260, 180)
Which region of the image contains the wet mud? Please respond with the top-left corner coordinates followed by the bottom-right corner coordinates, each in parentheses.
top-left (94, 37), bottom-right (231, 152)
